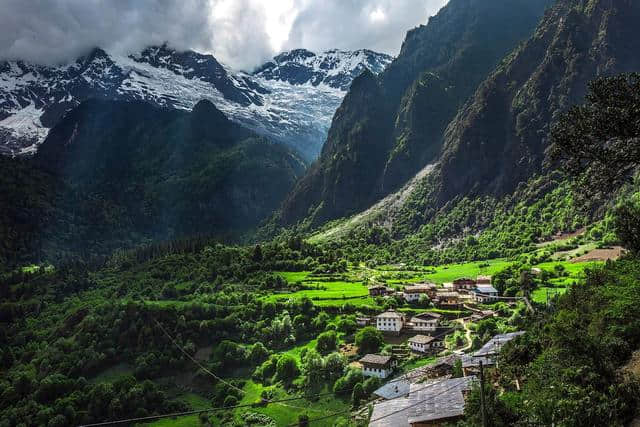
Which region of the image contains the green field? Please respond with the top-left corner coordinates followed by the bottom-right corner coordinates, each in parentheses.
top-left (263, 278), bottom-right (374, 306)
top-left (531, 287), bottom-right (568, 304)
top-left (235, 380), bottom-right (350, 427)
top-left (421, 259), bottom-right (512, 284)
top-left (145, 415), bottom-right (201, 427)
top-left (90, 363), bottom-right (133, 383)
top-left (275, 271), bottom-right (313, 283)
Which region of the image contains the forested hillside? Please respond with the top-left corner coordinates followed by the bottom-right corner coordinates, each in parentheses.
top-left (0, 99), bottom-right (305, 269)
top-left (280, 0), bottom-right (553, 226)
top-left (272, 0), bottom-right (640, 266)
top-left (3, 1), bottom-right (640, 426)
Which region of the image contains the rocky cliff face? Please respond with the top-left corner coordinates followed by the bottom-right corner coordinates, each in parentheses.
top-left (307, 0), bottom-right (640, 241)
top-left (436, 0), bottom-right (640, 205)
top-left (280, 0), bottom-right (553, 226)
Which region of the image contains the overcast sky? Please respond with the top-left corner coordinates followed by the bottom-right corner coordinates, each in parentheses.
top-left (0, 0), bottom-right (448, 71)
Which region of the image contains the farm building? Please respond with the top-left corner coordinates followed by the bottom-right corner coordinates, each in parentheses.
top-left (452, 278), bottom-right (476, 291)
top-left (476, 275), bottom-right (492, 284)
top-left (403, 283), bottom-right (437, 302)
top-left (407, 334), bottom-right (443, 353)
top-left (360, 354), bottom-right (395, 379)
top-left (376, 310), bottom-right (405, 333)
top-left (434, 291), bottom-right (461, 308)
top-left (471, 284), bottom-right (499, 303)
top-left (356, 316), bottom-right (372, 326)
top-left (369, 285), bottom-right (391, 297)
top-left (409, 312), bottom-right (441, 332)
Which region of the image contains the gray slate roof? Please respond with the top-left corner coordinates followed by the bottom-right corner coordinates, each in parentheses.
top-left (369, 376), bottom-right (477, 427)
top-left (473, 331), bottom-right (525, 357)
top-left (408, 335), bottom-right (435, 344)
top-left (373, 379), bottom-right (411, 400)
top-left (461, 354), bottom-right (494, 369)
top-left (360, 354), bottom-right (393, 366)
top-left (376, 310), bottom-right (403, 319)
top-left (474, 284), bottom-right (498, 294)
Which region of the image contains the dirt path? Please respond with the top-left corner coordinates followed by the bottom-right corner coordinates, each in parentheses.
top-left (453, 319), bottom-right (473, 354)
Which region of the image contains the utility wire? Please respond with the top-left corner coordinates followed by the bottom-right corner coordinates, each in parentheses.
top-left (86, 304), bottom-right (469, 426)
top-left (150, 315), bottom-right (245, 395)
top-left (367, 379), bottom-right (471, 425)
top-left (79, 392), bottom-right (335, 427)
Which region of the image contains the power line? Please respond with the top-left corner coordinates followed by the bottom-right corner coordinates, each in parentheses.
top-left (150, 314), bottom-right (245, 395)
top-left (368, 379), bottom-right (473, 425)
top-left (87, 304), bottom-right (467, 426)
top-left (79, 392), bottom-right (337, 427)
top-left (290, 375), bottom-right (474, 426)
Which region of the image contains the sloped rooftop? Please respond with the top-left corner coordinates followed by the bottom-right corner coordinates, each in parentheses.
top-left (473, 331), bottom-right (525, 357)
top-left (369, 376), bottom-right (477, 426)
top-left (360, 354), bottom-right (393, 366)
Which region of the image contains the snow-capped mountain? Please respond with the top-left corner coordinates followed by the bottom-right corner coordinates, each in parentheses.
top-left (0, 45), bottom-right (393, 159)
top-left (254, 48), bottom-right (393, 90)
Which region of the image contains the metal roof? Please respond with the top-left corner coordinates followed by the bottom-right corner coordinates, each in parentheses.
top-left (473, 331), bottom-right (525, 357)
top-left (474, 284), bottom-right (498, 294)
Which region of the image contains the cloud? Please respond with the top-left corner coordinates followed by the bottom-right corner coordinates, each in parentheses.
top-left (0, 0), bottom-right (448, 70)
top-left (0, 0), bottom-right (222, 65)
top-left (284, 0), bottom-right (447, 57)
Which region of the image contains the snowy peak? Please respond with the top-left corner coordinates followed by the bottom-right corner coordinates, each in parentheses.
top-left (130, 45), bottom-right (265, 106)
top-left (253, 48), bottom-right (393, 90)
top-left (1, 45), bottom-right (392, 159)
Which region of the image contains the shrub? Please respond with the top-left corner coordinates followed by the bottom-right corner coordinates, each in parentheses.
top-left (355, 327), bottom-right (384, 354)
top-left (276, 355), bottom-right (299, 384)
top-left (316, 330), bottom-right (338, 355)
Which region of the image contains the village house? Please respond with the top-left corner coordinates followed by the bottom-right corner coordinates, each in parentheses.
top-left (471, 284), bottom-right (499, 303)
top-left (407, 334), bottom-right (444, 353)
top-left (434, 291), bottom-right (461, 309)
top-left (369, 376), bottom-right (477, 427)
top-left (369, 284), bottom-right (391, 297)
top-left (402, 283), bottom-right (437, 302)
top-left (473, 331), bottom-right (525, 358)
top-left (476, 275), bottom-right (492, 284)
top-left (376, 310), bottom-right (405, 333)
top-left (360, 354), bottom-right (395, 379)
top-left (409, 312), bottom-right (441, 332)
top-left (452, 277), bottom-right (476, 292)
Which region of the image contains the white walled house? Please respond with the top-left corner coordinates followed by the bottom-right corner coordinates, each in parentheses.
top-left (408, 335), bottom-right (434, 353)
top-left (408, 335), bottom-right (445, 353)
top-left (410, 312), bottom-right (441, 332)
top-left (360, 354), bottom-right (395, 378)
top-left (472, 285), bottom-right (499, 303)
top-left (403, 283), bottom-right (437, 302)
top-left (376, 311), bottom-right (405, 333)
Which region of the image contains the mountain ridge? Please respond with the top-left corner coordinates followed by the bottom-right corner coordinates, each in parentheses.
top-left (279, 0), bottom-right (554, 226)
top-left (0, 98), bottom-right (306, 266)
top-left (0, 45), bottom-right (393, 160)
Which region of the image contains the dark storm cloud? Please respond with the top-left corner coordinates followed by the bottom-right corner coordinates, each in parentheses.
top-left (0, 0), bottom-right (448, 70)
